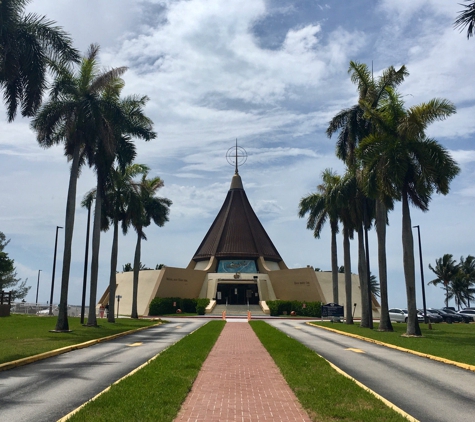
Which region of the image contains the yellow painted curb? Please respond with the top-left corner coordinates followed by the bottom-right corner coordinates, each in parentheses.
top-left (0, 321), bottom-right (164, 373)
top-left (57, 320), bottom-right (214, 422)
top-left (324, 358), bottom-right (418, 422)
top-left (306, 322), bottom-right (475, 373)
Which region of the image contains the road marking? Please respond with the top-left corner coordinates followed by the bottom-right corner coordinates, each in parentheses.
top-left (176, 326), bottom-right (182, 329)
top-left (346, 348), bottom-right (365, 353)
top-left (294, 326), bottom-right (302, 329)
top-left (127, 342), bottom-right (143, 347)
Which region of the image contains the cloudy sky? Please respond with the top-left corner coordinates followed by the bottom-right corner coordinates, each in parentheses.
top-left (1, 0), bottom-right (474, 311)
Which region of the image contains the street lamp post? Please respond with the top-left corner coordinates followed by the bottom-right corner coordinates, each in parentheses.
top-left (116, 295), bottom-right (122, 319)
top-left (35, 270), bottom-right (42, 304)
top-left (413, 225), bottom-right (429, 325)
top-left (363, 199), bottom-right (373, 329)
top-left (80, 202), bottom-right (92, 324)
top-left (49, 226), bottom-right (63, 315)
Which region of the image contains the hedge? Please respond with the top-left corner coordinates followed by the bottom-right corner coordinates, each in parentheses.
top-left (149, 297), bottom-right (210, 315)
top-left (266, 300), bottom-right (322, 317)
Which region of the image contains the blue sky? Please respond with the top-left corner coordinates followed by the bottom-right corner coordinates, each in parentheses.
top-left (1, 0), bottom-right (474, 310)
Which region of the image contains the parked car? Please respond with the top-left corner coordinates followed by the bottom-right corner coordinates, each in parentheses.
top-left (403, 309), bottom-right (424, 323)
top-left (418, 309), bottom-right (443, 323)
top-left (442, 307), bottom-right (472, 323)
top-left (427, 308), bottom-right (464, 323)
top-left (457, 311), bottom-right (475, 322)
top-left (459, 309), bottom-right (475, 316)
top-left (388, 308), bottom-right (423, 323)
top-left (389, 308), bottom-right (408, 323)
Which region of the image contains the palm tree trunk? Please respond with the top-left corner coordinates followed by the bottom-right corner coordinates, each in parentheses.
top-left (376, 200), bottom-right (393, 332)
top-left (402, 192), bottom-right (421, 336)
top-left (55, 144), bottom-right (81, 332)
top-left (358, 225), bottom-right (369, 327)
top-left (87, 181), bottom-right (102, 326)
top-left (343, 226), bottom-right (353, 324)
top-left (131, 231), bottom-right (141, 319)
top-left (331, 225), bottom-right (339, 304)
top-left (107, 219), bottom-right (119, 323)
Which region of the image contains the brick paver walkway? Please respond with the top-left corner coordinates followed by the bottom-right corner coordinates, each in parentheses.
top-left (174, 322), bottom-right (312, 422)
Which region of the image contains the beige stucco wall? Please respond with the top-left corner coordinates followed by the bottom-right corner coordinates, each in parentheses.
top-left (267, 267), bottom-right (326, 302)
top-left (316, 271), bottom-right (380, 319)
top-left (111, 270), bottom-right (162, 316)
top-left (154, 266), bottom-right (207, 299)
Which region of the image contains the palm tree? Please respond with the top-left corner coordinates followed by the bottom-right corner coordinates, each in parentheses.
top-left (31, 44), bottom-right (127, 331)
top-left (447, 273), bottom-right (475, 310)
top-left (299, 169), bottom-right (341, 304)
top-left (128, 173), bottom-right (172, 318)
top-left (0, 0), bottom-right (79, 121)
top-left (454, 1), bottom-right (475, 39)
top-left (369, 273), bottom-right (380, 298)
top-left (458, 255), bottom-right (475, 307)
top-left (102, 163), bottom-right (149, 322)
top-left (333, 172), bottom-right (358, 324)
top-left (429, 254), bottom-right (460, 307)
top-left (327, 61), bottom-right (407, 331)
top-left (359, 90), bottom-right (460, 336)
top-left (86, 88), bottom-right (156, 327)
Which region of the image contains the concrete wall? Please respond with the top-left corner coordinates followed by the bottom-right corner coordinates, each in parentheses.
top-left (154, 267), bottom-right (207, 299)
top-left (267, 267), bottom-right (326, 302)
top-left (316, 271), bottom-right (381, 319)
top-left (112, 270), bottom-right (162, 317)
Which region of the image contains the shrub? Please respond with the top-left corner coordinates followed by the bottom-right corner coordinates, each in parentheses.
top-left (266, 300), bottom-right (322, 317)
top-left (149, 297), bottom-right (210, 315)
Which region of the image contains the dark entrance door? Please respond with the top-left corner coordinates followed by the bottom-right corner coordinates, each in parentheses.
top-left (216, 283), bottom-right (259, 305)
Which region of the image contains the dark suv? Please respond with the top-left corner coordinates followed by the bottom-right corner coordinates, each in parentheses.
top-left (427, 308), bottom-right (464, 323)
top-left (442, 307), bottom-right (472, 323)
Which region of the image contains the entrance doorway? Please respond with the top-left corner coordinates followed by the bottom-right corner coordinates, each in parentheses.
top-left (216, 283), bottom-right (259, 305)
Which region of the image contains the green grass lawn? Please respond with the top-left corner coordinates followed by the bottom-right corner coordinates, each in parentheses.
top-left (0, 314), bottom-right (159, 364)
top-left (250, 321), bottom-right (408, 422)
top-left (310, 321), bottom-right (475, 366)
top-left (66, 320), bottom-right (225, 422)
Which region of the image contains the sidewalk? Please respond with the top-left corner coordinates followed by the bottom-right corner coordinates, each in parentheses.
top-left (175, 321), bottom-right (312, 422)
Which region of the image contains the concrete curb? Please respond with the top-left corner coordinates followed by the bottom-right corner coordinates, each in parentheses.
top-left (0, 321), bottom-right (164, 373)
top-left (306, 322), bottom-right (475, 373)
top-left (323, 358), bottom-right (418, 422)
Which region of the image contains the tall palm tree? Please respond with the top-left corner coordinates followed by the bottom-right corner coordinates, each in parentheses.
top-left (428, 254), bottom-right (460, 307)
top-left (86, 88), bottom-right (156, 327)
top-left (299, 169), bottom-right (341, 304)
top-left (128, 173), bottom-right (171, 319)
top-left (458, 255), bottom-right (475, 307)
top-left (0, 0), bottom-right (79, 121)
top-left (327, 61), bottom-right (407, 330)
top-left (359, 90), bottom-right (460, 336)
top-left (102, 163), bottom-right (149, 322)
top-left (31, 44), bottom-right (127, 331)
top-left (454, 1), bottom-right (475, 39)
top-left (447, 273), bottom-right (475, 310)
top-left (333, 172), bottom-right (358, 324)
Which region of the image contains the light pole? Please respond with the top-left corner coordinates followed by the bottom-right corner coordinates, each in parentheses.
top-left (363, 199), bottom-right (373, 329)
top-left (116, 295), bottom-right (122, 319)
top-left (35, 270), bottom-right (41, 304)
top-left (49, 226), bottom-right (63, 315)
top-left (81, 200), bottom-right (92, 324)
top-left (413, 225), bottom-right (429, 325)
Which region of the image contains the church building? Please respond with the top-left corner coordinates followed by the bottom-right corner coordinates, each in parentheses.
top-left (98, 150), bottom-right (380, 318)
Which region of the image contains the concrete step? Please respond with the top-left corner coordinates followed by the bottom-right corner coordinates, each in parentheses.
top-left (210, 304), bottom-right (266, 316)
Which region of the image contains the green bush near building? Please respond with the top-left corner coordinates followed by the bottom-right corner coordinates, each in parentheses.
top-left (149, 297), bottom-right (210, 315)
top-left (266, 300), bottom-right (321, 317)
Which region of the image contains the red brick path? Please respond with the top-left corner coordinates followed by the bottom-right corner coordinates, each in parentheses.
top-left (174, 322), bottom-right (312, 422)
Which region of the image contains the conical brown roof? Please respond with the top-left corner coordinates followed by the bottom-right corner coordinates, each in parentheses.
top-left (192, 173), bottom-right (282, 262)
